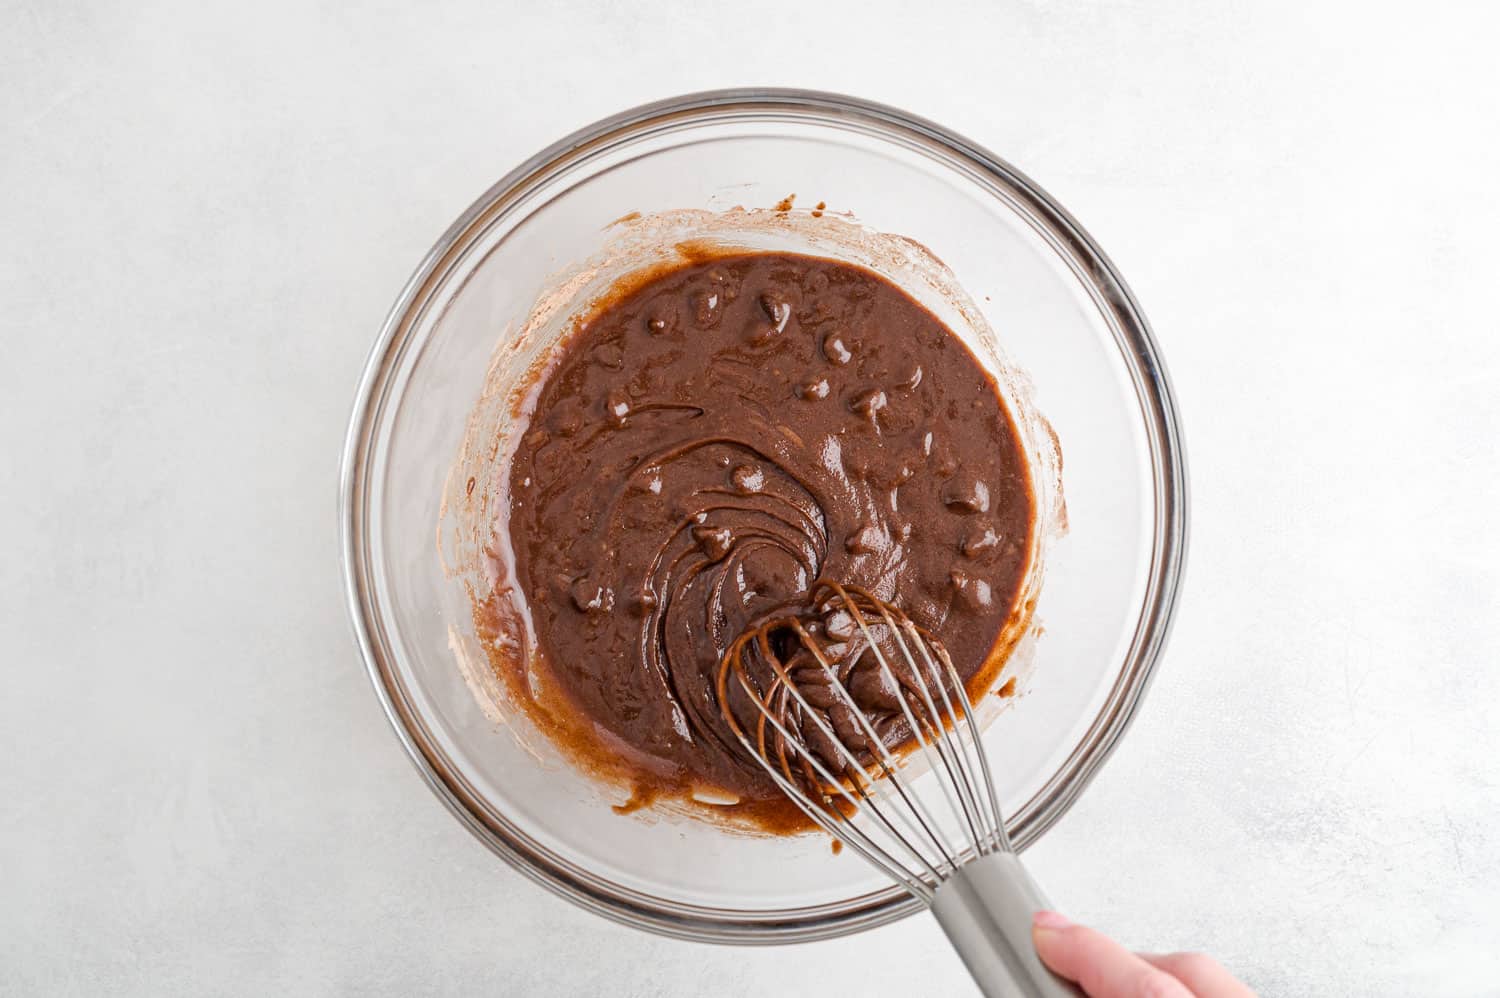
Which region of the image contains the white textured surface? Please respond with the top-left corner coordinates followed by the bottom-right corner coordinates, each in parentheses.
top-left (3, 1), bottom-right (1498, 995)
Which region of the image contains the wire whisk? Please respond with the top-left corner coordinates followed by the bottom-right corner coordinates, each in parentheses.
top-left (717, 580), bottom-right (1077, 998)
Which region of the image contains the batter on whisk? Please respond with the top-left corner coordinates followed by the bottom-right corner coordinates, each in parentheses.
top-left (478, 251), bottom-right (1035, 829)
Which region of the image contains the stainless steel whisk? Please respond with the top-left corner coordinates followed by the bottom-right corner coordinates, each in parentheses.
top-left (717, 582), bottom-right (1078, 998)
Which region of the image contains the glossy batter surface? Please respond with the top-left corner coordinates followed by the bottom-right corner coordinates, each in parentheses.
top-left (494, 252), bottom-right (1034, 821)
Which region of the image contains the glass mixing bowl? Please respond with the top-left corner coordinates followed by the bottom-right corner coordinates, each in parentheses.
top-left (340, 89), bottom-right (1187, 943)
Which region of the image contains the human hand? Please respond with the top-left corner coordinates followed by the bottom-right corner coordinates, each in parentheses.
top-left (1031, 911), bottom-right (1256, 997)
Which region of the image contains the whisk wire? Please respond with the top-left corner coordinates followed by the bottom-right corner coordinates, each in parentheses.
top-left (721, 633), bottom-right (937, 899)
top-left (786, 619), bottom-right (958, 873)
top-left (717, 582), bottom-right (1015, 898)
top-left (754, 625), bottom-right (951, 883)
top-left (717, 584), bottom-right (1076, 998)
top-left (891, 606), bottom-right (1002, 852)
top-left (923, 625), bottom-right (1009, 851)
top-left (839, 583), bottom-right (991, 858)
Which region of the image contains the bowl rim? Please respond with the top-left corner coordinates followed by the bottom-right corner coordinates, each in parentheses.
top-left (339, 86), bottom-right (1189, 944)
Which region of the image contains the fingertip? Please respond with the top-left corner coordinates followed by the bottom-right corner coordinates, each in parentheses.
top-left (1030, 912), bottom-right (1076, 979)
top-left (1032, 909), bottom-right (1073, 932)
top-left (1030, 919), bottom-right (1196, 997)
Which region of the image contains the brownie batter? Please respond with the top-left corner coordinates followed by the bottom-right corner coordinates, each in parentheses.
top-left (490, 252), bottom-right (1034, 824)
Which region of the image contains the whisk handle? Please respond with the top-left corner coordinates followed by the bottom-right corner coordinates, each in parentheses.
top-left (931, 852), bottom-right (1082, 998)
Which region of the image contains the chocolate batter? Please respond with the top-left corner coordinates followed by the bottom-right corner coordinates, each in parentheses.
top-left (487, 252), bottom-right (1034, 826)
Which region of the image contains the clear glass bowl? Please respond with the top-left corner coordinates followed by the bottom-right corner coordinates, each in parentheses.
top-left (340, 89), bottom-right (1187, 943)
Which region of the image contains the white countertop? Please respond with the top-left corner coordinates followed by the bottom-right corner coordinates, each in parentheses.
top-left (3, 2), bottom-right (1497, 994)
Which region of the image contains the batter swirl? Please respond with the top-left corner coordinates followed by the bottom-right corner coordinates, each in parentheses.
top-left (493, 252), bottom-right (1034, 824)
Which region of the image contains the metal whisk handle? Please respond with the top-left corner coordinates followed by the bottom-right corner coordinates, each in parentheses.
top-left (931, 853), bottom-right (1083, 997)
